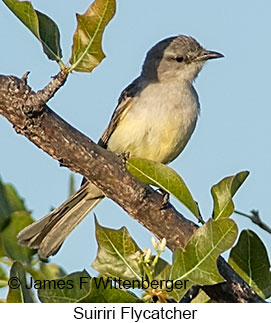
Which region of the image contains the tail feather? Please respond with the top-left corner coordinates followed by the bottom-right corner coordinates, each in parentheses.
top-left (17, 182), bottom-right (103, 258)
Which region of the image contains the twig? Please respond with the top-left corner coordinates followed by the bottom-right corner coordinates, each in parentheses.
top-left (235, 209), bottom-right (271, 234)
top-left (22, 70), bottom-right (68, 116)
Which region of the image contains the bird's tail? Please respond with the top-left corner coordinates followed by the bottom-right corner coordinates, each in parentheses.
top-left (17, 182), bottom-right (103, 258)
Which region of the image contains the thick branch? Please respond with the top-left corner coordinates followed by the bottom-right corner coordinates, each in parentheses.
top-left (0, 73), bottom-right (265, 303)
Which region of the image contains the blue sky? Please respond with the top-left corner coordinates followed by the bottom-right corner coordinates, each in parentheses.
top-left (0, 0), bottom-right (270, 281)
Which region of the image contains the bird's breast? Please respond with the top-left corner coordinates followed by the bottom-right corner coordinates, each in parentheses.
top-left (107, 81), bottom-right (199, 164)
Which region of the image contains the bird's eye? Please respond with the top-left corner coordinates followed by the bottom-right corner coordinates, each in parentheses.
top-left (176, 56), bottom-right (184, 63)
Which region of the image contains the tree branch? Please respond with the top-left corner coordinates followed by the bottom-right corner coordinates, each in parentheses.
top-left (0, 73), bottom-right (265, 303)
top-left (235, 210), bottom-right (271, 234)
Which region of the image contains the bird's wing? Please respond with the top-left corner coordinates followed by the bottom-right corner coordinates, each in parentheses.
top-left (81, 77), bottom-right (142, 186)
top-left (98, 77), bottom-right (141, 148)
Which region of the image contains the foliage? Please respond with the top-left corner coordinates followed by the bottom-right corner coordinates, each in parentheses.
top-left (3, 0), bottom-right (63, 66)
top-left (3, 0), bottom-right (116, 72)
top-left (0, 165), bottom-right (270, 303)
top-left (1, 0), bottom-right (270, 303)
top-left (69, 0), bottom-right (116, 72)
top-left (228, 230), bottom-right (271, 299)
top-left (211, 171), bottom-right (249, 220)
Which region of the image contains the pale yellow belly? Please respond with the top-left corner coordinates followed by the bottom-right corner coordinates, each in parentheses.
top-left (107, 97), bottom-right (198, 164)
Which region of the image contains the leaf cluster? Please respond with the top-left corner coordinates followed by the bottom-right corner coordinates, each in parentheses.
top-left (3, 0), bottom-right (116, 73)
top-left (0, 177), bottom-right (66, 302)
top-left (1, 163), bottom-right (270, 302)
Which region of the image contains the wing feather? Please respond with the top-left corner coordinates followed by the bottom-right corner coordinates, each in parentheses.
top-left (98, 77), bottom-right (141, 148)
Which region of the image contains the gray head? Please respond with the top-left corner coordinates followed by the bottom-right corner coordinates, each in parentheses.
top-left (142, 35), bottom-right (223, 82)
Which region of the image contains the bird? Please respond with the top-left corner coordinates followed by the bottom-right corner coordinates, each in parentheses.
top-left (17, 35), bottom-right (223, 258)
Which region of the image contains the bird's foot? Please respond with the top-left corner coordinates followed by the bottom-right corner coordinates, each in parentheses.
top-left (159, 189), bottom-right (170, 209)
top-left (117, 151), bottom-right (130, 163)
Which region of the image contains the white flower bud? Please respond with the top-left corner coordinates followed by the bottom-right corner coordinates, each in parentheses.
top-left (159, 238), bottom-right (167, 252)
top-left (144, 248), bottom-right (152, 261)
top-left (151, 237), bottom-right (158, 250)
top-left (131, 251), bottom-right (141, 260)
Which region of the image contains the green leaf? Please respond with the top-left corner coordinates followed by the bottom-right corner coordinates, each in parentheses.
top-left (127, 158), bottom-right (201, 221)
top-left (0, 178), bottom-right (11, 231)
top-left (0, 264), bottom-right (8, 288)
top-left (39, 263), bottom-right (66, 280)
top-left (35, 10), bottom-right (62, 62)
top-left (0, 239), bottom-right (5, 257)
top-left (0, 177), bottom-right (29, 231)
top-left (0, 211), bottom-right (36, 263)
top-left (92, 217), bottom-right (142, 281)
top-left (191, 289), bottom-right (211, 303)
top-left (168, 218), bottom-right (238, 301)
top-left (7, 261), bottom-right (34, 303)
top-left (38, 270), bottom-right (91, 303)
top-left (211, 171), bottom-right (249, 220)
top-left (4, 184), bottom-right (27, 213)
top-left (69, 0), bottom-right (116, 72)
top-left (3, 0), bottom-right (63, 64)
top-left (81, 277), bottom-right (141, 302)
top-left (26, 262), bottom-right (66, 282)
top-left (153, 262), bottom-right (172, 288)
top-left (228, 230), bottom-right (271, 299)
top-left (38, 270), bottom-right (140, 303)
top-left (153, 257), bottom-right (170, 279)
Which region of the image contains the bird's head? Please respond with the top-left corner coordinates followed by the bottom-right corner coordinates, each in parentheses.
top-left (142, 35), bottom-right (223, 83)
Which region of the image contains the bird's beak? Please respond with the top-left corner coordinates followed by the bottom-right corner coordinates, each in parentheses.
top-left (196, 49), bottom-right (224, 61)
